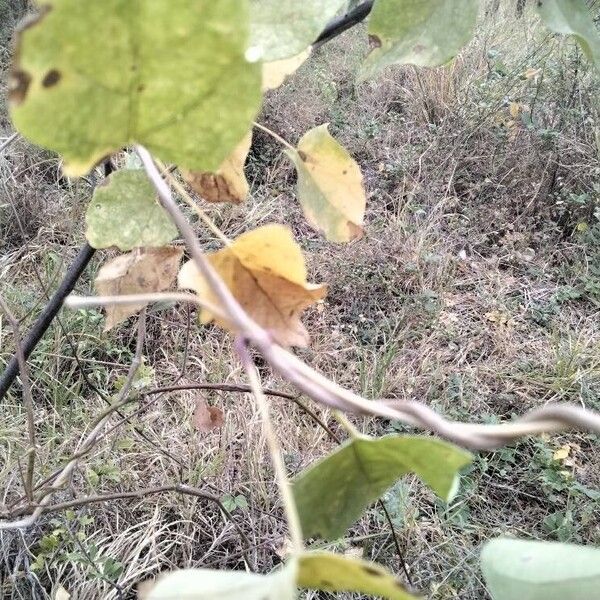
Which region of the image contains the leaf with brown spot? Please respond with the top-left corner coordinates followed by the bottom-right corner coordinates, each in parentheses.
top-left (286, 124), bottom-right (366, 243)
top-left (193, 398), bottom-right (225, 432)
top-left (95, 246), bottom-right (183, 331)
top-left (298, 552), bottom-right (420, 599)
top-left (9, 0), bottom-right (261, 176)
top-left (262, 48), bottom-right (311, 91)
top-left (8, 70), bottom-right (32, 105)
top-left (178, 224), bottom-right (326, 347)
top-left (360, 0), bottom-right (479, 79)
top-left (183, 132), bottom-right (252, 204)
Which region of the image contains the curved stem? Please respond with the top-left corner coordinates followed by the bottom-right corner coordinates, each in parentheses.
top-left (252, 121), bottom-right (296, 153)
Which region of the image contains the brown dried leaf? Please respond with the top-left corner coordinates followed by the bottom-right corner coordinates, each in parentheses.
top-left (178, 224), bottom-right (326, 347)
top-left (183, 132), bottom-right (252, 204)
top-left (95, 246), bottom-right (183, 330)
top-left (193, 398), bottom-right (224, 432)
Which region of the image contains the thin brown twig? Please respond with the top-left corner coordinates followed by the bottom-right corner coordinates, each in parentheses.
top-left (0, 295), bottom-right (36, 502)
top-left (0, 310), bottom-right (147, 530)
top-left (143, 382), bottom-right (296, 401)
top-left (3, 483), bottom-right (254, 570)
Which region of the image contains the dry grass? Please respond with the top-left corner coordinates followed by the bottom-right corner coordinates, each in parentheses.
top-left (2, 2), bottom-right (600, 599)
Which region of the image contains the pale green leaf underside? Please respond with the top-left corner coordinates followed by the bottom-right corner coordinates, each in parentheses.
top-left (537, 0), bottom-right (600, 70)
top-left (249, 0), bottom-right (346, 61)
top-left (298, 552), bottom-right (420, 599)
top-left (481, 538), bottom-right (600, 600)
top-left (146, 563), bottom-right (297, 599)
top-left (10, 0), bottom-right (261, 176)
top-left (293, 435), bottom-right (472, 539)
top-left (85, 170), bottom-right (177, 251)
top-left (361, 0), bottom-right (479, 79)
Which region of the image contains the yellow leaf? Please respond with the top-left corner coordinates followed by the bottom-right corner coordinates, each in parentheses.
top-left (183, 132), bottom-right (252, 204)
top-left (178, 224), bottom-right (326, 347)
top-left (262, 48), bottom-right (312, 91)
top-left (287, 124), bottom-right (366, 243)
top-left (509, 102), bottom-right (521, 119)
top-left (298, 552), bottom-right (418, 600)
top-left (553, 445), bottom-right (571, 462)
top-left (96, 246), bottom-right (183, 330)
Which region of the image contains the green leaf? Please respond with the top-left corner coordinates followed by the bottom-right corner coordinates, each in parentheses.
top-left (249, 0), bottom-right (347, 61)
top-left (360, 0), bottom-right (479, 79)
top-left (481, 538), bottom-right (600, 600)
top-left (85, 170), bottom-right (177, 251)
top-left (298, 552), bottom-right (420, 599)
top-left (286, 124), bottom-right (366, 243)
top-left (293, 434), bottom-right (472, 539)
top-left (145, 562), bottom-right (297, 599)
top-left (537, 0), bottom-right (600, 70)
top-left (9, 0), bottom-right (261, 176)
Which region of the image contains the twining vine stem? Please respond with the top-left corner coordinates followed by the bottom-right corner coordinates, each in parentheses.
top-left (134, 145), bottom-right (600, 452)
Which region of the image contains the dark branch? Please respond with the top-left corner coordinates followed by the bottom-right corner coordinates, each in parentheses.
top-left (0, 243), bottom-right (96, 399)
top-left (314, 0), bottom-right (374, 47)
